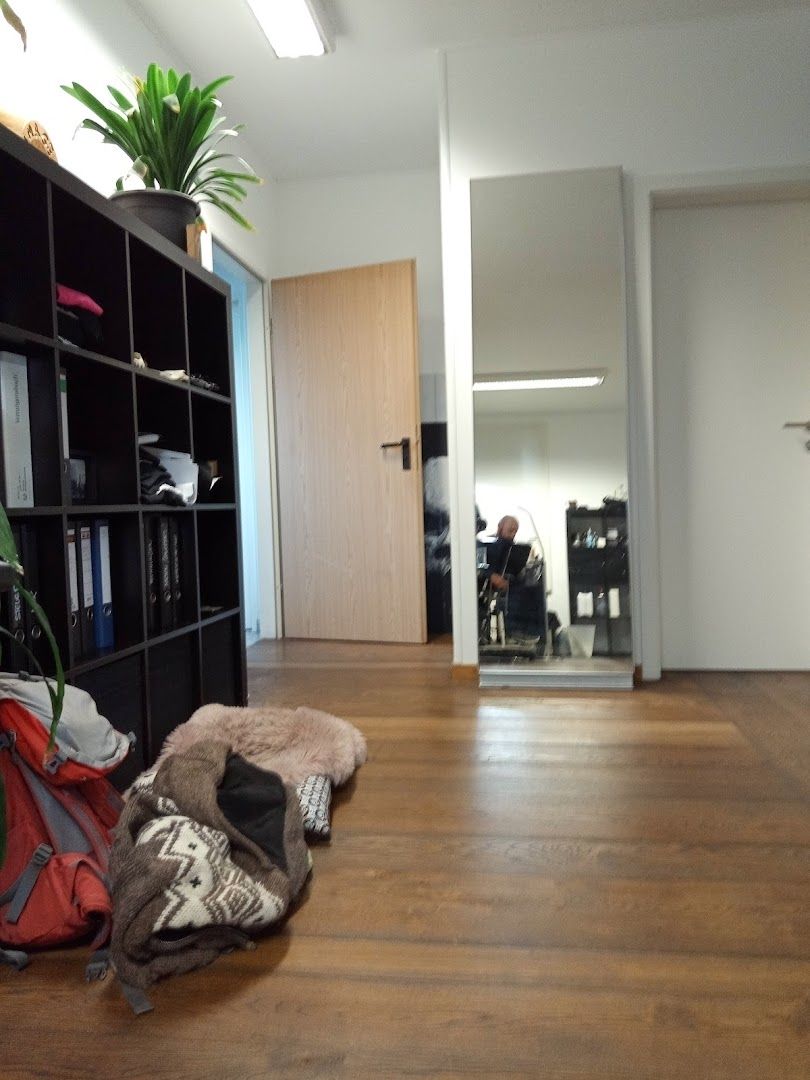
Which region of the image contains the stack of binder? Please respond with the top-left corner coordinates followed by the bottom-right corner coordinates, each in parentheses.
top-left (66, 520), bottom-right (115, 662)
top-left (144, 515), bottom-right (184, 636)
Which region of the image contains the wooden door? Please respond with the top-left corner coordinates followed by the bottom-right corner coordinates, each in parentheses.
top-left (272, 261), bottom-right (427, 643)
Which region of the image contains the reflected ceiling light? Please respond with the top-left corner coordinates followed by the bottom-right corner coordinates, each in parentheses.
top-left (473, 370), bottom-right (606, 392)
top-left (246, 0), bottom-right (333, 58)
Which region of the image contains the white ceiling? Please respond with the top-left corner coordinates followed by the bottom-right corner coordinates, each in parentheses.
top-left (128, 0), bottom-right (806, 180)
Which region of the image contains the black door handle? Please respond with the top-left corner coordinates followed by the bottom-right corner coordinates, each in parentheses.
top-left (380, 436), bottom-right (411, 470)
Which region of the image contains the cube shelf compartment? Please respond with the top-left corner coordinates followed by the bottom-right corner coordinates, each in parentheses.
top-left (73, 653), bottom-right (147, 792)
top-left (201, 613), bottom-right (242, 707)
top-left (0, 125), bottom-right (246, 773)
top-left (136, 376), bottom-right (192, 456)
top-left (143, 510), bottom-right (199, 638)
top-left (52, 187), bottom-right (131, 364)
top-left (65, 511), bottom-right (145, 664)
top-left (61, 352), bottom-right (138, 505)
top-left (17, 348), bottom-right (63, 507)
top-left (197, 509), bottom-right (240, 613)
top-left (185, 274), bottom-right (231, 396)
top-left (130, 237), bottom-right (187, 374)
top-left (0, 156), bottom-right (52, 336)
top-left (148, 631), bottom-right (200, 756)
top-left (192, 395), bottom-right (236, 503)
top-left (1, 515), bottom-right (70, 675)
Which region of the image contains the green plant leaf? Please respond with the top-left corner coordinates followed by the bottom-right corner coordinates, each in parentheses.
top-left (62, 83), bottom-right (142, 160)
top-left (0, 0), bottom-right (26, 50)
top-left (199, 75), bottom-right (234, 100)
top-left (175, 72), bottom-right (192, 103)
top-left (0, 513), bottom-right (22, 575)
top-left (131, 156), bottom-right (149, 180)
top-left (199, 191), bottom-right (254, 230)
top-left (107, 85), bottom-right (134, 112)
top-left (181, 126), bottom-right (244, 191)
top-left (16, 586), bottom-right (65, 749)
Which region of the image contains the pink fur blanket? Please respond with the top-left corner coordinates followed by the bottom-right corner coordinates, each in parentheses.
top-left (157, 704), bottom-right (367, 786)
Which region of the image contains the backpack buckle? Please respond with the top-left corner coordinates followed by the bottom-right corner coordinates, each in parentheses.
top-left (43, 747), bottom-right (68, 774)
top-left (32, 844), bottom-right (53, 867)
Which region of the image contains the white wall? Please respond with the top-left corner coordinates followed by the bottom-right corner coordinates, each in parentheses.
top-left (475, 411), bottom-right (628, 626)
top-left (273, 169), bottom-right (445, 420)
top-left (0, 0), bottom-right (277, 279)
top-left (441, 7), bottom-right (810, 670)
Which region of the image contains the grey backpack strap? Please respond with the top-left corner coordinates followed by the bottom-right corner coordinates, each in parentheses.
top-left (0, 947), bottom-right (29, 971)
top-left (85, 948), bottom-right (111, 982)
top-left (119, 981), bottom-right (154, 1015)
top-left (0, 843), bottom-right (53, 923)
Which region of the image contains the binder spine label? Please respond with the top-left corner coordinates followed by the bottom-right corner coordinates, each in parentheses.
top-left (99, 524), bottom-right (112, 608)
top-left (67, 529), bottom-right (79, 617)
top-left (80, 525), bottom-right (94, 609)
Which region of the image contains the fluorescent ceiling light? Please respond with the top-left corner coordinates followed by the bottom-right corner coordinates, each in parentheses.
top-left (473, 371), bottom-right (606, 392)
top-left (246, 0), bottom-right (333, 58)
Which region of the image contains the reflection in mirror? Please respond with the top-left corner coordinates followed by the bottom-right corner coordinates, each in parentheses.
top-left (471, 168), bottom-right (632, 686)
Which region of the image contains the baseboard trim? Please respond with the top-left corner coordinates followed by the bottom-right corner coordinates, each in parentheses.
top-left (479, 667), bottom-right (634, 691)
top-left (452, 664), bottom-right (479, 682)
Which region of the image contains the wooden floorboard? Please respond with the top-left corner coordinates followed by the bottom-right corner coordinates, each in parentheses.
top-left (2, 643), bottom-right (808, 1079)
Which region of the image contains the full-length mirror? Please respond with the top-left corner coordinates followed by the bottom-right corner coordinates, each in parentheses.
top-left (472, 168), bottom-right (632, 687)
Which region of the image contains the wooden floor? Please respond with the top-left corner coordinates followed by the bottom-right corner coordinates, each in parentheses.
top-left (3, 642), bottom-right (809, 1079)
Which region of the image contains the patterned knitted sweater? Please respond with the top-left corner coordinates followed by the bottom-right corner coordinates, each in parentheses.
top-left (109, 740), bottom-right (311, 989)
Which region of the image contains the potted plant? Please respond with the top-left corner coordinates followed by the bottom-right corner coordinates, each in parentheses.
top-left (62, 64), bottom-right (261, 247)
top-left (0, 505), bottom-right (65, 868)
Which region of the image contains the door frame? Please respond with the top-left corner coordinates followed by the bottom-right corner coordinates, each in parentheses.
top-left (211, 241), bottom-right (284, 640)
top-left (630, 163), bottom-right (810, 678)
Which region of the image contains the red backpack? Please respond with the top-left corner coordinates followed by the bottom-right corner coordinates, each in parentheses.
top-left (0, 676), bottom-right (130, 978)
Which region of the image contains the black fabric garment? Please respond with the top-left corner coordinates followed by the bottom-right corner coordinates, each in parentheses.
top-left (487, 536), bottom-right (514, 578)
top-left (56, 305), bottom-right (103, 348)
top-left (486, 539), bottom-right (531, 580)
top-left (216, 754), bottom-right (289, 873)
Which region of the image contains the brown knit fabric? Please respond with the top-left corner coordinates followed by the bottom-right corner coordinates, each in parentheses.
top-left (110, 740), bottom-right (309, 989)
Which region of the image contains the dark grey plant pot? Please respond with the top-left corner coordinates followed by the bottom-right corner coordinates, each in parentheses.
top-left (109, 189), bottom-right (199, 250)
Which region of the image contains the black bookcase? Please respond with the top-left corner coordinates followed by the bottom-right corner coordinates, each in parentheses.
top-left (566, 504), bottom-right (632, 657)
top-left (0, 125), bottom-right (247, 787)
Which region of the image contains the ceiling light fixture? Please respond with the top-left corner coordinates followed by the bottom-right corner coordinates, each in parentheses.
top-left (473, 371), bottom-right (607, 392)
top-left (245, 0), bottom-right (333, 58)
